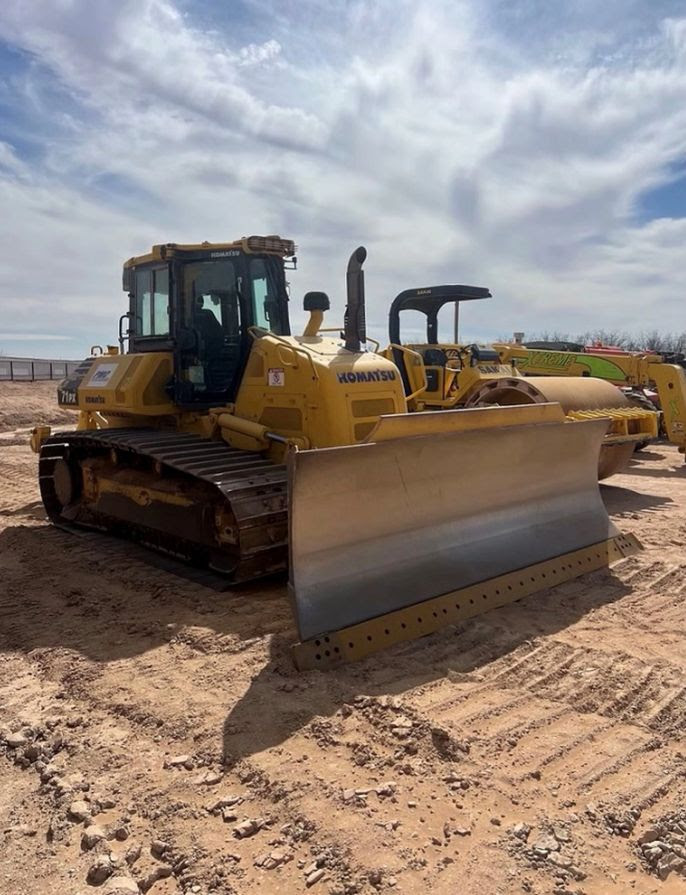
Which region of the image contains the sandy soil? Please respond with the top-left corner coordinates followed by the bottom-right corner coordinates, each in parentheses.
top-left (0, 380), bottom-right (76, 433)
top-left (1, 380), bottom-right (685, 895)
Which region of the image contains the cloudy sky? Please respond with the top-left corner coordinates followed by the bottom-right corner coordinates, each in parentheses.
top-left (1, 0), bottom-right (685, 358)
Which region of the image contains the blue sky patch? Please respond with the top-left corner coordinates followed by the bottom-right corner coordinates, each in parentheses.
top-left (636, 161), bottom-right (686, 222)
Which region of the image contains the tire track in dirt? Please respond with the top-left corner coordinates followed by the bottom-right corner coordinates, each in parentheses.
top-left (39, 512), bottom-right (682, 892)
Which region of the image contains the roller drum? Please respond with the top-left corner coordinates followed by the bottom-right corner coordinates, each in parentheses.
top-left (464, 376), bottom-right (634, 479)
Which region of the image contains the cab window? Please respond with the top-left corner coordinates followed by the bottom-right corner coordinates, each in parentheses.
top-left (249, 257), bottom-right (288, 333)
top-left (250, 259), bottom-right (270, 329)
top-left (135, 267), bottom-right (169, 336)
top-left (153, 268), bottom-right (169, 335)
top-left (135, 270), bottom-right (152, 336)
top-left (182, 259), bottom-right (238, 333)
top-left (179, 259), bottom-right (241, 398)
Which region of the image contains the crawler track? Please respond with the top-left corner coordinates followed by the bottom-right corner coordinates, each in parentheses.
top-left (38, 428), bottom-right (288, 581)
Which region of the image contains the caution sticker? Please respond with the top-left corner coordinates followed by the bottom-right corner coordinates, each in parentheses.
top-left (268, 368), bottom-right (285, 387)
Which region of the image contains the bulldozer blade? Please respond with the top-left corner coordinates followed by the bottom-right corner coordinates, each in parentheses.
top-left (287, 405), bottom-right (635, 660)
top-left (291, 532), bottom-right (640, 669)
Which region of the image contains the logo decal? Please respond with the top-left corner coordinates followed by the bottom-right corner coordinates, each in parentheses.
top-left (477, 364), bottom-right (507, 374)
top-left (514, 351), bottom-right (628, 381)
top-left (58, 388), bottom-right (78, 405)
top-left (514, 352), bottom-right (574, 370)
top-left (86, 363), bottom-right (118, 387)
top-left (337, 370), bottom-right (396, 384)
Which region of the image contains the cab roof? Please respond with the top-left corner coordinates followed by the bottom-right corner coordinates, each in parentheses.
top-left (123, 235), bottom-right (296, 269)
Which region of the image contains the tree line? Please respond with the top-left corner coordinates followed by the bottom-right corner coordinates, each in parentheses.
top-left (521, 330), bottom-right (686, 355)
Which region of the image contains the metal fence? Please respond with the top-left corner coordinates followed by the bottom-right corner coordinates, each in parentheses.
top-left (0, 357), bottom-right (81, 382)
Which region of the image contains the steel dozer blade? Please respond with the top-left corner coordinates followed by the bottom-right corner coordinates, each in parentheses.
top-left (288, 403), bottom-right (641, 669)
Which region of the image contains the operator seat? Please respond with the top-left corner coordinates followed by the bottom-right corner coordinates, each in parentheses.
top-left (193, 299), bottom-right (224, 349)
top-left (193, 297), bottom-right (231, 393)
top-left (422, 347), bottom-right (448, 367)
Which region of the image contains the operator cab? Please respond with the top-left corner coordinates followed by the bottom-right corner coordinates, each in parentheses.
top-left (388, 285), bottom-right (491, 401)
top-left (122, 236), bottom-right (294, 406)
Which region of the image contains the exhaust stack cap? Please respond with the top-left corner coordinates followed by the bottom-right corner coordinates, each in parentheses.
top-left (344, 246), bottom-right (367, 353)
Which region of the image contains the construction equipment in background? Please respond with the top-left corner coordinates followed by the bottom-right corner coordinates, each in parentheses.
top-left (31, 239), bottom-right (640, 668)
top-left (381, 287), bottom-right (658, 479)
top-left (520, 341), bottom-right (662, 417)
top-left (492, 341), bottom-right (686, 458)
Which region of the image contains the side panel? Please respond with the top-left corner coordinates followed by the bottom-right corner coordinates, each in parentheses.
top-left (74, 353), bottom-right (175, 416)
top-left (233, 335), bottom-right (406, 448)
top-left (495, 345), bottom-right (635, 382)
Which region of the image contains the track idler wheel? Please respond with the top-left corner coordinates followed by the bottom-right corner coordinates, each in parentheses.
top-left (53, 458), bottom-right (78, 508)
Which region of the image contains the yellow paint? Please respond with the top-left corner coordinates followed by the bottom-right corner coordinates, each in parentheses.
top-left (71, 352), bottom-right (175, 417)
top-left (366, 403), bottom-right (565, 442)
top-left (231, 331), bottom-right (406, 450)
top-left (30, 425), bottom-right (51, 452)
top-left (96, 476), bottom-right (194, 508)
top-left (54, 332), bottom-right (406, 455)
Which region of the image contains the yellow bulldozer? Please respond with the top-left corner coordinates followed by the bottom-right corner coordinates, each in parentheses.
top-left (381, 286), bottom-right (659, 479)
top-left (31, 237), bottom-right (641, 668)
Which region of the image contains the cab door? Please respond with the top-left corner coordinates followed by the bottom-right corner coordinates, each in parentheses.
top-left (173, 257), bottom-right (244, 405)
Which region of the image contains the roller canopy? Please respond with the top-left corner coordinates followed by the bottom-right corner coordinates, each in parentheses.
top-left (388, 285), bottom-right (491, 346)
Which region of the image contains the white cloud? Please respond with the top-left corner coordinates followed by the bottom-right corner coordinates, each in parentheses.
top-left (238, 39), bottom-right (282, 66)
top-left (0, 140), bottom-right (29, 176)
top-left (0, 333), bottom-right (72, 340)
top-left (0, 0), bottom-right (686, 357)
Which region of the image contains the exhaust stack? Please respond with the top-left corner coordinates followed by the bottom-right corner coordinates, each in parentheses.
top-left (344, 246), bottom-right (367, 352)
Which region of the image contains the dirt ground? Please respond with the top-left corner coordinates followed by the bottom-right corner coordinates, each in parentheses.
top-left (1, 380), bottom-right (685, 895)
